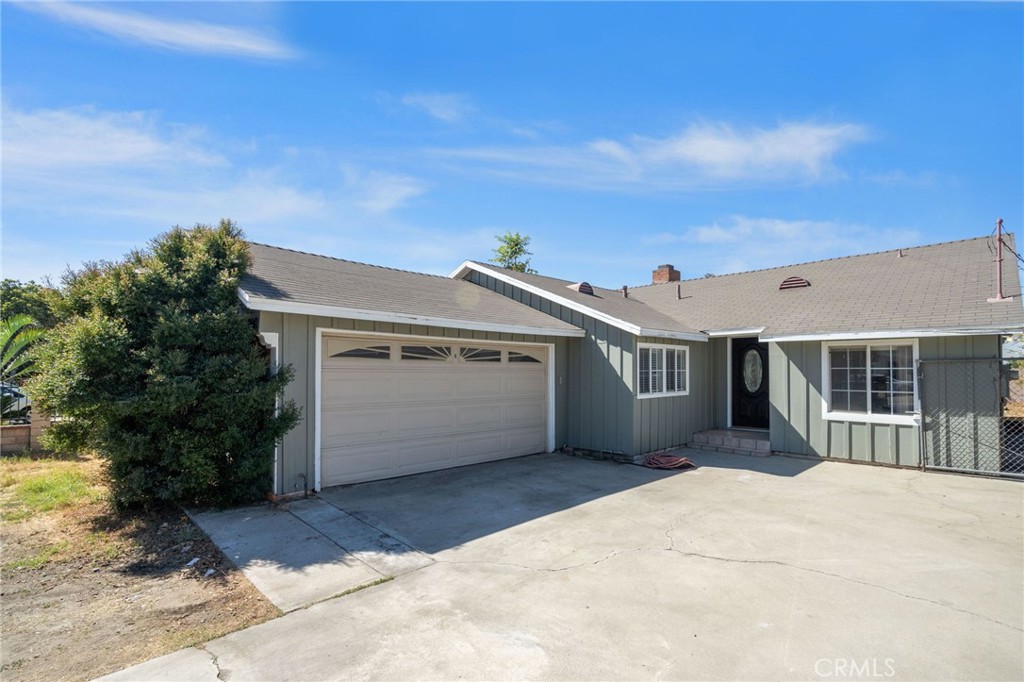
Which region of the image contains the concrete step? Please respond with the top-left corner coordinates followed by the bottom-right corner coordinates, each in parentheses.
top-left (690, 430), bottom-right (772, 457)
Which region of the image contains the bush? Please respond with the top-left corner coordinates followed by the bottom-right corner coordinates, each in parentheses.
top-left (27, 221), bottom-right (300, 509)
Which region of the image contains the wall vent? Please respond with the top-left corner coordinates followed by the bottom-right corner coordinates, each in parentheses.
top-left (567, 281), bottom-right (594, 295)
top-left (779, 276), bottom-right (811, 290)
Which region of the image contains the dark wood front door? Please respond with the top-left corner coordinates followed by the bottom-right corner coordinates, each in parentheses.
top-left (732, 337), bottom-right (769, 429)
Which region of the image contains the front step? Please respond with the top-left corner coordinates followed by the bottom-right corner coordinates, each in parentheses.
top-left (690, 429), bottom-right (772, 457)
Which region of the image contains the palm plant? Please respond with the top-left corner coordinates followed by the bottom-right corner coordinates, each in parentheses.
top-left (1, 315), bottom-right (43, 421)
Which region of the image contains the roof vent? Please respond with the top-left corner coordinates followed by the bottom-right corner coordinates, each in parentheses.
top-left (567, 281), bottom-right (594, 295)
top-left (779, 276), bottom-right (810, 290)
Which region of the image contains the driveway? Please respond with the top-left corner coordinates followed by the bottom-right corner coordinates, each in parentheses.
top-left (101, 452), bottom-right (1023, 681)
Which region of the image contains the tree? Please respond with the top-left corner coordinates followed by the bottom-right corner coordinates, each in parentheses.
top-left (27, 221), bottom-right (300, 509)
top-left (1, 279), bottom-right (60, 328)
top-left (490, 231), bottom-right (537, 273)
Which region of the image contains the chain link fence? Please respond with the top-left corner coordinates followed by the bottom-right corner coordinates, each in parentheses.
top-left (918, 358), bottom-right (1024, 478)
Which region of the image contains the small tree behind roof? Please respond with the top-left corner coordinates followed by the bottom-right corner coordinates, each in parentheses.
top-left (490, 231), bottom-right (537, 274)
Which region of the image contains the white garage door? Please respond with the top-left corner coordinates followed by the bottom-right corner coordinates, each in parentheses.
top-left (319, 335), bottom-right (549, 487)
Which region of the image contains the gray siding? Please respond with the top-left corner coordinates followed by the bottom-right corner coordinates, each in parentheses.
top-left (710, 337), bottom-right (729, 429)
top-left (633, 337), bottom-right (715, 454)
top-left (259, 310), bottom-right (571, 494)
top-left (469, 272), bottom-right (715, 456)
top-left (769, 335), bottom-right (1001, 467)
top-left (468, 271), bottom-right (634, 454)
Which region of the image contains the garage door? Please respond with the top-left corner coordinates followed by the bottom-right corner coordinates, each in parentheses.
top-left (319, 335), bottom-right (549, 487)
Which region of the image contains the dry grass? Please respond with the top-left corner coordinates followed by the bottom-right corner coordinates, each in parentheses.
top-left (0, 453), bottom-right (279, 682)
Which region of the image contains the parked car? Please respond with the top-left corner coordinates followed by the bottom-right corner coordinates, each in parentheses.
top-left (1, 382), bottom-right (31, 424)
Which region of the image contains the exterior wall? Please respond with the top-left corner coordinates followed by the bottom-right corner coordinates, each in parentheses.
top-left (710, 337), bottom-right (729, 429)
top-left (467, 271), bottom-right (633, 454)
top-left (259, 310), bottom-right (571, 495)
top-left (769, 335), bottom-right (1001, 467)
top-left (633, 336), bottom-right (714, 454)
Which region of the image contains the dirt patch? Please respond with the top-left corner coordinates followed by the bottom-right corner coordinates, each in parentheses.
top-left (1, 455), bottom-right (279, 682)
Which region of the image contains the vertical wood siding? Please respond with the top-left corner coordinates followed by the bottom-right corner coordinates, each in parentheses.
top-left (633, 336), bottom-right (714, 454)
top-left (259, 309), bottom-right (571, 494)
top-left (469, 271), bottom-right (634, 454)
top-left (769, 335), bottom-right (1001, 467)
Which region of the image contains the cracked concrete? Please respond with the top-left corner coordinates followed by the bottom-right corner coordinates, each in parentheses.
top-left (98, 451), bottom-right (1023, 681)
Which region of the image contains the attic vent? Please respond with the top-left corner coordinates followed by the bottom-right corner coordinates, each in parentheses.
top-left (779, 276), bottom-right (811, 290)
top-left (567, 281), bottom-right (594, 295)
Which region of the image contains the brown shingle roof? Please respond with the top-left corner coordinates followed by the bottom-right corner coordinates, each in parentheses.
top-left (240, 243), bottom-right (583, 336)
top-left (629, 235), bottom-right (1024, 338)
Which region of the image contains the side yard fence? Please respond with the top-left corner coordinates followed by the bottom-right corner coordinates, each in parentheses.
top-left (918, 358), bottom-right (1024, 479)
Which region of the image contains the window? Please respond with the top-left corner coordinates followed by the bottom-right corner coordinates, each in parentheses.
top-left (460, 347), bottom-right (501, 362)
top-left (508, 350), bottom-right (542, 363)
top-left (401, 345), bottom-right (454, 361)
top-left (824, 341), bottom-right (917, 423)
top-left (638, 344), bottom-right (689, 398)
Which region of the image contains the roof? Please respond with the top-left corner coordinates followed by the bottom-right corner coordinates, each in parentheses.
top-left (450, 261), bottom-right (706, 341)
top-left (628, 235), bottom-right (1024, 340)
top-left (239, 243), bottom-right (584, 337)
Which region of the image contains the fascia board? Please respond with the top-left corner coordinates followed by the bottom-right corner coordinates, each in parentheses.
top-left (237, 288), bottom-right (586, 338)
top-left (762, 326), bottom-right (1024, 343)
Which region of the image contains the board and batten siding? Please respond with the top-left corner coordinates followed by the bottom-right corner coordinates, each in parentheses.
top-left (633, 336), bottom-right (715, 454)
top-left (259, 310), bottom-right (571, 495)
top-left (467, 271), bottom-right (635, 455)
top-left (769, 335), bottom-right (1002, 467)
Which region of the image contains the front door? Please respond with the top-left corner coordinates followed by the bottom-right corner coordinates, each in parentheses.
top-left (732, 337), bottom-right (769, 429)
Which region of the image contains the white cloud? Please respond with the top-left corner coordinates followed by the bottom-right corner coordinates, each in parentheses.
top-left (341, 168), bottom-right (428, 214)
top-left (2, 106), bottom-right (223, 170)
top-left (430, 120), bottom-right (869, 190)
top-left (401, 92), bottom-right (475, 123)
top-left (642, 216), bottom-right (921, 275)
top-left (15, 1), bottom-right (297, 60)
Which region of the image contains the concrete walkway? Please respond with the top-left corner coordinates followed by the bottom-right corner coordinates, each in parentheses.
top-left (99, 452), bottom-right (1024, 682)
top-left (188, 497), bottom-right (432, 612)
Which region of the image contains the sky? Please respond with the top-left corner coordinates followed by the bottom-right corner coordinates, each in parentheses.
top-left (2, 1), bottom-right (1022, 289)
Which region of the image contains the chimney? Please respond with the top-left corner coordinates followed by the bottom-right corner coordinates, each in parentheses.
top-left (652, 264), bottom-right (680, 284)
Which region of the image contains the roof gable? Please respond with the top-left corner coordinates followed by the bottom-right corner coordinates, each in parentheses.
top-left (450, 261), bottom-right (707, 341)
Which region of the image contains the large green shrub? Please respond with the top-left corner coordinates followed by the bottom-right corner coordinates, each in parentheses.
top-left (27, 221), bottom-right (300, 509)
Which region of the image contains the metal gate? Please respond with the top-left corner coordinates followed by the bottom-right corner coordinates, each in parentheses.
top-left (918, 358), bottom-right (1024, 478)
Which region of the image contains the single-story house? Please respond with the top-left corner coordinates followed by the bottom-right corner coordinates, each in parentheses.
top-left (239, 235), bottom-right (1024, 496)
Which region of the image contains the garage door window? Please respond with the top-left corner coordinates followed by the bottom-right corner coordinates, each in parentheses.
top-left (461, 347), bottom-right (502, 362)
top-left (508, 351), bottom-right (542, 363)
top-left (331, 344), bottom-right (391, 360)
top-left (401, 345), bottom-right (454, 361)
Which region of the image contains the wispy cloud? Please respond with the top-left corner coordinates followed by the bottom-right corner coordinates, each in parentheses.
top-left (429, 120), bottom-right (869, 190)
top-left (3, 105), bottom-right (224, 170)
top-left (2, 104), bottom-right (441, 283)
top-left (16, 1), bottom-right (297, 60)
top-left (643, 215), bottom-right (920, 275)
top-left (343, 168), bottom-right (429, 214)
top-left (401, 92), bottom-right (476, 123)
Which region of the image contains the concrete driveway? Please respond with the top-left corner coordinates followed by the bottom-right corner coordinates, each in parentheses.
top-left (101, 452), bottom-right (1023, 681)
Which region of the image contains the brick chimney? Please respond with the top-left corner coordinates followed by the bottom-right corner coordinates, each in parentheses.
top-left (652, 264), bottom-right (680, 284)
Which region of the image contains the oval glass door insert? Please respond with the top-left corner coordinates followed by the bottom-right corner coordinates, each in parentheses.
top-left (742, 349), bottom-right (763, 393)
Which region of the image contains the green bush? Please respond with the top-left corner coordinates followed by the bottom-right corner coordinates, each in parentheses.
top-left (27, 221), bottom-right (300, 509)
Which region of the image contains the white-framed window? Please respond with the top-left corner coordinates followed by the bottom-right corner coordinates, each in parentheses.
top-left (821, 340), bottom-right (919, 425)
top-left (638, 344), bottom-right (689, 398)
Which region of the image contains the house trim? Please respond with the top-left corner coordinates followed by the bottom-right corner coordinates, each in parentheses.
top-left (450, 261), bottom-right (708, 343)
top-left (819, 338), bottom-right (921, 427)
top-left (706, 327), bottom-right (766, 338)
top-left (313, 328), bottom-right (557, 491)
top-left (239, 289), bottom-right (585, 338)
top-left (258, 332), bottom-right (280, 494)
top-left (764, 327), bottom-right (1022, 343)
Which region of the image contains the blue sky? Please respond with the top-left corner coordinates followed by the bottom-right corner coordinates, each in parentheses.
top-left (3, 1), bottom-right (1022, 288)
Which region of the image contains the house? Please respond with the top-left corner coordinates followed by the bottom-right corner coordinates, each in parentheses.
top-left (239, 235), bottom-right (1024, 496)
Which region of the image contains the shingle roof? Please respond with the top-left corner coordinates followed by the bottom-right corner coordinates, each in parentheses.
top-left (629, 235), bottom-right (1024, 338)
top-left (458, 261), bottom-right (704, 338)
top-left (239, 243), bottom-right (583, 336)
